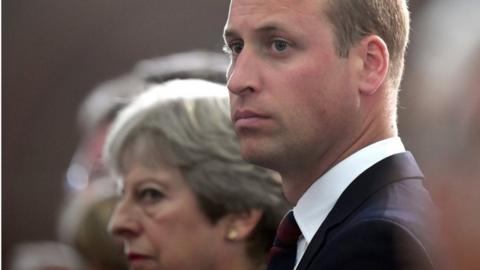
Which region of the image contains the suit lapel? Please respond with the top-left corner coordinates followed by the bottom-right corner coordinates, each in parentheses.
top-left (296, 152), bottom-right (423, 270)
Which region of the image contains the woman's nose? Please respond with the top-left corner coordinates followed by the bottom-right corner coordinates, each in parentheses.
top-left (108, 200), bottom-right (142, 240)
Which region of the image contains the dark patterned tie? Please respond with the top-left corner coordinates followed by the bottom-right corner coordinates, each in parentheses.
top-left (267, 211), bottom-right (302, 270)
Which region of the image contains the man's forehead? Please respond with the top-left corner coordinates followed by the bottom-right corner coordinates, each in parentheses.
top-left (226, 0), bottom-right (324, 25)
top-left (229, 0), bottom-right (313, 7)
top-left (224, 0), bottom-right (324, 36)
top-left (228, 0), bottom-right (318, 13)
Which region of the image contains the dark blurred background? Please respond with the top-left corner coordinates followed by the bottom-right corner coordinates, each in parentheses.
top-left (11, 0), bottom-right (479, 268)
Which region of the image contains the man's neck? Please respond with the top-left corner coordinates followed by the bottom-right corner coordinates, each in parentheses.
top-left (280, 126), bottom-right (397, 204)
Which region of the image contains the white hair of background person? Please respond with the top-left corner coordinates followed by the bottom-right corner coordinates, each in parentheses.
top-left (133, 50), bottom-right (229, 85)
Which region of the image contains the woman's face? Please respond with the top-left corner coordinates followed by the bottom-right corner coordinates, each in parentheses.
top-left (109, 159), bottom-right (229, 270)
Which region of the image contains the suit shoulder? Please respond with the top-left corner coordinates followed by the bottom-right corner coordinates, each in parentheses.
top-left (317, 219), bottom-right (433, 270)
top-left (352, 178), bottom-right (435, 230)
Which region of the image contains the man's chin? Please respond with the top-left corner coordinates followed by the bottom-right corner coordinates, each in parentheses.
top-left (240, 143), bottom-right (277, 169)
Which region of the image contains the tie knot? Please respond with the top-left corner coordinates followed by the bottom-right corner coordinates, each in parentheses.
top-left (274, 211), bottom-right (301, 247)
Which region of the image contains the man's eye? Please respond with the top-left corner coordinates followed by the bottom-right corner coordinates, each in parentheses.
top-left (271, 40), bottom-right (289, 52)
top-left (223, 42), bottom-right (244, 55)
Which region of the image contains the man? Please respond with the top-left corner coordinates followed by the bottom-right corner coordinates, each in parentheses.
top-left (223, 0), bottom-right (435, 269)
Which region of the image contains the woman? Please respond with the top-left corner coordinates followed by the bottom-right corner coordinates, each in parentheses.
top-left (103, 79), bottom-right (289, 270)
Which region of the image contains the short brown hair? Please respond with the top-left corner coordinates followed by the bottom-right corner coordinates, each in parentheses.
top-left (325, 0), bottom-right (410, 89)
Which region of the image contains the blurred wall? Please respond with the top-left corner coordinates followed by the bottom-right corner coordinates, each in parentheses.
top-left (3, 0), bottom-right (229, 267)
top-left (3, 0), bottom-right (429, 268)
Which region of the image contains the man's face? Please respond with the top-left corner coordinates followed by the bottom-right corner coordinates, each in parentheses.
top-left (224, 0), bottom-right (362, 173)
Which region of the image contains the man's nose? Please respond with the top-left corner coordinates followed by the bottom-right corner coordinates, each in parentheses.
top-left (227, 49), bottom-right (261, 96)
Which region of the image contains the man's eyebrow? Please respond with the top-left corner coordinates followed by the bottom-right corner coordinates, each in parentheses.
top-left (255, 24), bottom-right (284, 34)
top-left (224, 23), bottom-right (289, 40)
top-left (223, 28), bottom-right (238, 40)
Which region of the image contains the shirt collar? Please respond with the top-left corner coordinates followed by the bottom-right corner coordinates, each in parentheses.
top-left (293, 137), bottom-right (406, 243)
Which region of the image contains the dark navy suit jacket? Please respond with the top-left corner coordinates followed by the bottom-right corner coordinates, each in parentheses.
top-left (296, 152), bottom-right (435, 270)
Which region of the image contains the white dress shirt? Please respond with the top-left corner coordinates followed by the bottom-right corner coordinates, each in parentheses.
top-left (292, 137), bottom-right (406, 269)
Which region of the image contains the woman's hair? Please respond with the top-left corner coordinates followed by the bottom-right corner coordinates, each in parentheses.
top-left (103, 79), bottom-right (289, 266)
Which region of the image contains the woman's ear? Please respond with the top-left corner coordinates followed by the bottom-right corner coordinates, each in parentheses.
top-left (353, 35), bottom-right (389, 95)
top-left (222, 209), bottom-right (263, 242)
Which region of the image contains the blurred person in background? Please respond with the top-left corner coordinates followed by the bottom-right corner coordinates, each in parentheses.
top-left (403, 0), bottom-right (480, 268)
top-left (58, 179), bottom-right (129, 270)
top-left (65, 50), bottom-right (230, 194)
top-left (58, 71), bottom-right (146, 270)
top-left (404, 0), bottom-right (480, 178)
top-left (103, 79), bottom-right (290, 270)
top-left (9, 241), bottom-right (84, 270)
top-left (134, 50), bottom-right (229, 86)
top-left (56, 51), bottom-right (230, 269)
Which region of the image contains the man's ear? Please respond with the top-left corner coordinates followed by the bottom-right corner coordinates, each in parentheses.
top-left (222, 209), bottom-right (263, 242)
top-left (354, 35), bottom-right (389, 95)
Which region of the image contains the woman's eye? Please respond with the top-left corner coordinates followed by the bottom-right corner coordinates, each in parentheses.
top-left (138, 188), bottom-right (164, 203)
top-left (272, 39), bottom-right (289, 52)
